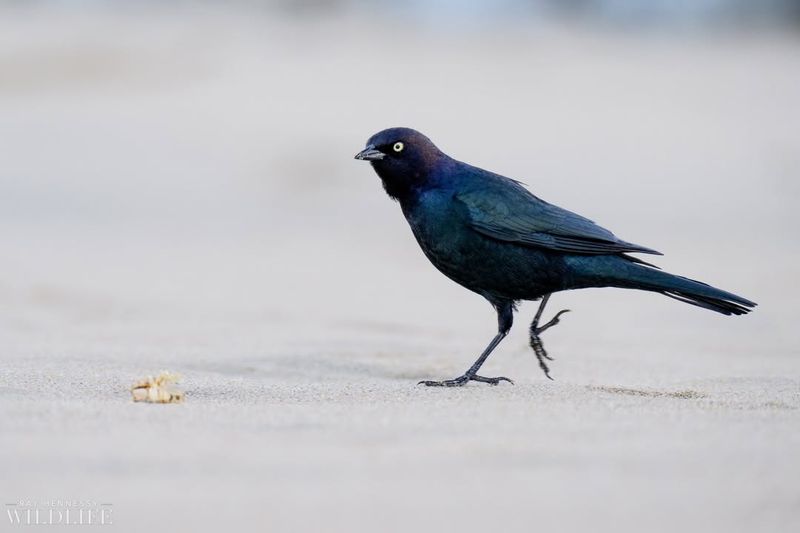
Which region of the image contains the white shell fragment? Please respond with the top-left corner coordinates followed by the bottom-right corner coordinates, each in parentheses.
top-left (130, 371), bottom-right (184, 403)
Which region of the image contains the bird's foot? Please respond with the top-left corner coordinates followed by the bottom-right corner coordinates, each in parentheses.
top-left (532, 309), bottom-right (570, 336)
top-left (418, 374), bottom-right (514, 387)
top-left (528, 308), bottom-right (570, 380)
top-left (530, 335), bottom-right (554, 380)
top-left (470, 375), bottom-right (514, 385)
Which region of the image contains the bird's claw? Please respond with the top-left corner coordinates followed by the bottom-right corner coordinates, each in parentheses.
top-left (531, 338), bottom-right (555, 380)
top-left (529, 306), bottom-right (570, 379)
top-left (533, 309), bottom-right (571, 335)
top-left (418, 374), bottom-right (514, 387)
top-left (418, 377), bottom-right (468, 387)
top-left (539, 359), bottom-right (554, 380)
top-left (471, 375), bottom-right (514, 385)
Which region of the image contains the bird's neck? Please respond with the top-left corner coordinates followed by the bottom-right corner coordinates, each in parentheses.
top-left (380, 175), bottom-right (420, 203)
top-left (377, 156), bottom-right (453, 204)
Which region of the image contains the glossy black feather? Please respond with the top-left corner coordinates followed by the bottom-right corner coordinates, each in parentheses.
top-left (454, 166), bottom-right (661, 256)
top-left (358, 127), bottom-right (756, 316)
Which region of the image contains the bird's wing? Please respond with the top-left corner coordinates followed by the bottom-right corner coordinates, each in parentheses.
top-left (455, 170), bottom-right (661, 255)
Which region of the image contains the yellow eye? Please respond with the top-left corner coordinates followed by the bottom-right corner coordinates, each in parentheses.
top-left (392, 142), bottom-right (404, 153)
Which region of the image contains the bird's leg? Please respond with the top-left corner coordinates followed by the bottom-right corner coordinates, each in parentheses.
top-left (419, 302), bottom-right (514, 387)
top-left (529, 294), bottom-right (570, 380)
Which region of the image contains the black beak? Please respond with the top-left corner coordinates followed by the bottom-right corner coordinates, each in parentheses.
top-left (354, 144), bottom-right (385, 161)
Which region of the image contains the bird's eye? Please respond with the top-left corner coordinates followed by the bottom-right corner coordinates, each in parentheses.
top-left (392, 142), bottom-right (404, 153)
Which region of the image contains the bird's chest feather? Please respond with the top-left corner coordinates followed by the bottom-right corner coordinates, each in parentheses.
top-left (401, 191), bottom-right (485, 279)
top-left (400, 188), bottom-right (562, 300)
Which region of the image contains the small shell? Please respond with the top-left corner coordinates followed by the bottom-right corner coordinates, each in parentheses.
top-left (130, 371), bottom-right (184, 404)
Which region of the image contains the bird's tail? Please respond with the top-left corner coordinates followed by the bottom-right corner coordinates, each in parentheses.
top-left (569, 256), bottom-right (757, 316)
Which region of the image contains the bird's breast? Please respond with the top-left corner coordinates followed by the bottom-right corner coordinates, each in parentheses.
top-left (402, 191), bottom-right (487, 283)
top-left (400, 189), bottom-right (567, 301)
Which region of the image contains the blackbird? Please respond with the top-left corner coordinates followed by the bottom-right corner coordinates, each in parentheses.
top-left (355, 127), bottom-right (755, 386)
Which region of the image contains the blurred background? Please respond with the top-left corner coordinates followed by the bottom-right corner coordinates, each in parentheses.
top-left (1, 1), bottom-right (799, 532)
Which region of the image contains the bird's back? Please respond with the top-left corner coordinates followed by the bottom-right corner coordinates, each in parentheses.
top-left (445, 162), bottom-right (660, 256)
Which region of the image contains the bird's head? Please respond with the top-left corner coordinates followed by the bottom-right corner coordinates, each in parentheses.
top-left (355, 127), bottom-right (445, 201)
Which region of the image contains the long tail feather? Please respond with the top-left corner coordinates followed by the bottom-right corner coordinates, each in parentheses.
top-left (569, 256), bottom-right (757, 316)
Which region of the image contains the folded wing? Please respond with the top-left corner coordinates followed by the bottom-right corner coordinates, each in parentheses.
top-left (455, 168), bottom-right (661, 256)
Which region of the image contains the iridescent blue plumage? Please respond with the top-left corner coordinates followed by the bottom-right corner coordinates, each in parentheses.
top-left (355, 127), bottom-right (755, 386)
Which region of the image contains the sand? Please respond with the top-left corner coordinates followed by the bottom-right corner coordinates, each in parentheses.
top-left (1, 6), bottom-right (798, 532)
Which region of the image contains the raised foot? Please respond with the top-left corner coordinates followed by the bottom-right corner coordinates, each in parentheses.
top-left (418, 374), bottom-right (514, 387)
top-left (529, 308), bottom-right (571, 380)
top-left (533, 309), bottom-right (571, 336)
top-left (530, 334), bottom-right (555, 380)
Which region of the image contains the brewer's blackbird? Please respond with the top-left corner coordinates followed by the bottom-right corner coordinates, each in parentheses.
top-left (355, 127), bottom-right (756, 386)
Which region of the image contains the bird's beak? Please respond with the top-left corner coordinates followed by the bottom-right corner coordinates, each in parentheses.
top-left (354, 144), bottom-right (385, 161)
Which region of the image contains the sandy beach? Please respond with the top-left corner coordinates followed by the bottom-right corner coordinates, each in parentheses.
top-left (1, 6), bottom-right (799, 532)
